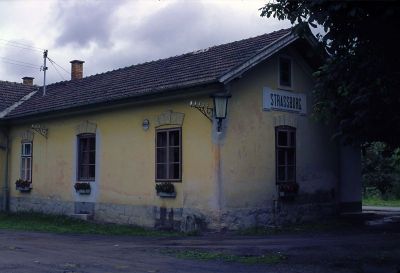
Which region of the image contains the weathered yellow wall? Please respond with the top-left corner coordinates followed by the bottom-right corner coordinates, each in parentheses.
top-left (7, 46), bottom-right (340, 228)
top-left (221, 46), bottom-right (339, 209)
top-left (8, 96), bottom-right (218, 213)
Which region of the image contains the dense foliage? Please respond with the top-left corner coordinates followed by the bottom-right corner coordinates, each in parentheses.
top-left (362, 142), bottom-right (400, 198)
top-left (261, 1), bottom-right (400, 146)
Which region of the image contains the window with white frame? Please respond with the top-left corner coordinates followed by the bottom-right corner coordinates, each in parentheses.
top-left (156, 128), bottom-right (182, 181)
top-left (77, 133), bottom-right (96, 181)
top-left (276, 126), bottom-right (296, 184)
top-left (21, 142), bottom-right (32, 182)
top-left (279, 56), bottom-right (292, 88)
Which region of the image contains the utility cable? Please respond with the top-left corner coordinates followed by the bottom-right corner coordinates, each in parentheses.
top-left (47, 57), bottom-right (69, 75)
top-left (48, 58), bottom-right (66, 81)
top-left (0, 41), bottom-right (43, 52)
top-left (0, 38), bottom-right (44, 51)
top-left (0, 56), bottom-right (41, 68)
top-left (0, 59), bottom-right (41, 69)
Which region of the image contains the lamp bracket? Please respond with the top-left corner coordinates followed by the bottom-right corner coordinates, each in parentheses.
top-left (31, 124), bottom-right (48, 138)
top-left (189, 101), bottom-right (213, 122)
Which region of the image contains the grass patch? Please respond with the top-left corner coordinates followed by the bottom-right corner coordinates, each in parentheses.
top-left (0, 212), bottom-right (180, 236)
top-left (362, 196), bottom-right (400, 207)
top-left (162, 249), bottom-right (287, 264)
top-left (237, 219), bottom-right (354, 236)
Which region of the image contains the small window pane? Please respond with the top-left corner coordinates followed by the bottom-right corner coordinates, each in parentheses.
top-left (156, 164), bottom-right (167, 179)
top-left (89, 138), bottom-right (96, 151)
top-left (169, 147), bottom-right (180, 163)
top-left (157, 132), bottom-right (167, 147)
top-left (277, 150), bottom-right (285, 165)
top-left (278, 166), bottom-right (285, 181)
top-left (89, 151), bottom-right (96, 164)
top-left (287, 149), bottom-right (295, 165)
top-left (89, 165), bottom-right (95, 179)
top-left (157, 148), bottom-right (167, 163)
top-left (290, 132), bottom-right (296, 146)
top-left (280, 58), bottom-right (291, 87)
top-left (24, 143), bottom-right (31, 156)
top-left (277, 131), bottom-right (287, 146)
top-left (169, 130), bottom-right (180, 146)
top-left (287, 166), bottom-right (295, 181)
top-left (169, 163), bottom-right (180, 180)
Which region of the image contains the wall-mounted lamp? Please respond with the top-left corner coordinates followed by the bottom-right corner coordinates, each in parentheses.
top-left (212, 93), bottom-right (231, 132)
top-left (189, 92), bottom-right (231, 132)
top-left (142, 119), bottom-right (150, 131)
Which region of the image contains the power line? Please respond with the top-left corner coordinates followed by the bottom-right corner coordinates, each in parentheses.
top-left (0, 59), bottom-right (41, 69)
top-left (0, 41), bottom-right (43, 52)
top-left (48, 58), bottom-right (66, 81)
top-left (0, 56), bottom-right (40, 68)
top-left (0, 38), bottom-right (44, 51)
top-left (47, 57), bottom-right (69, 75)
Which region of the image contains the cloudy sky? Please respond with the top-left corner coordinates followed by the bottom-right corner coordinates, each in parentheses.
top-left (0, 0), bottom-right (291, 85)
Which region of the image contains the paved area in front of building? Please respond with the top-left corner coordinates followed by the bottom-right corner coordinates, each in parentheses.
top-left (0, 210), bottom-right (399, 273)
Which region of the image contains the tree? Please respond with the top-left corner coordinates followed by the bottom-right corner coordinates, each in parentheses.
top-left (261, 1), bottom-right (400, 147)
top-left (362, 142), bottom-right (398, 197)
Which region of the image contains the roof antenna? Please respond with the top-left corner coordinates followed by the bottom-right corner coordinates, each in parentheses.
top-left (42, 49), bottom-right (48, 96)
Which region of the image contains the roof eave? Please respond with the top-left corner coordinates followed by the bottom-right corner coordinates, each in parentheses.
top-left (218, 30), bottom-right (319, 84)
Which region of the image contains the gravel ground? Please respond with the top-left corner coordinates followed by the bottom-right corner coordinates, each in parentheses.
top-left (0, 210), bottom-right (399, 273)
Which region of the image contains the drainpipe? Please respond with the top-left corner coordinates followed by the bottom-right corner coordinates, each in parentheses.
top-left (1, 128), bottom-right (9, 212)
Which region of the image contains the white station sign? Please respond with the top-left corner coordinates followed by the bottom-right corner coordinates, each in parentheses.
top-left (263, 87), bottom-right (307, 115)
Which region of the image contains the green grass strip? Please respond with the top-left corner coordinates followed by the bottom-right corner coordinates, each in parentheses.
top-left (362, 197), bottom-right (400, 207)
top-left (0, 212), bottom-right (180, 237)
top-left (162, 249), bottom-right (287, 264)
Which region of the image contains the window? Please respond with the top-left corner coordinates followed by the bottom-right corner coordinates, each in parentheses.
top-left (21, 142), bottom-right (32, 181)
top-left (77, 134), bottom-right (96, 181)
top-left (276, 126), bottom-right (296, 183)
top-left (279, 57), bottom-right (292, 88)
top-left (156, 128), bottom-right (181, 181)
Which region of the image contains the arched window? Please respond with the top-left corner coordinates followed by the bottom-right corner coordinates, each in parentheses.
top-left (276, 126), bottom-right (296, 184)
top-left (155, 127), bottom-right (182, 181)
top-left (77, 133), bottom-right (96, 181)
top-left (21, 142), bottom-right (32, 182)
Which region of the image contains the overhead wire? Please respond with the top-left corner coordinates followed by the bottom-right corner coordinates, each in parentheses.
top-left (0, 56), bottom-right (41, 68)
top-left (48, 58), bottom-right (66, 81)
top-left (47, 57), bottom-right (69, 75)
top-left (0, 38), bottom-right (44, 52)
top-left (0, 59), bottom-right (41, 70)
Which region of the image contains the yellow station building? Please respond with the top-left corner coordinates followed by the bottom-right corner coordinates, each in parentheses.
top-left (0, 28), bottom-right (361, 231)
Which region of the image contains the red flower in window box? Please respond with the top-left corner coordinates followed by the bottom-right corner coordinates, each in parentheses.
top-left (15, 179), bottom-right (32, 192)
top-left (278, 182), bottom-right (299, 197)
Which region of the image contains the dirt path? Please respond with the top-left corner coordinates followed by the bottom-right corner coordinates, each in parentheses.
top-left (0, 212), bottom-right (399, 273)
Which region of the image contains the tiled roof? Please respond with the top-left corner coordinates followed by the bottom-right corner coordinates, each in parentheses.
top-left (0, 81), bottom-right (36, 113)
top-left (3, 28), bottom-right (292, 119)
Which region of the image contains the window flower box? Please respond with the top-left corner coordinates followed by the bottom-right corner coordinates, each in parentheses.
top-left (74, 182), bottom-right (91, 195)
top-left (15, 179), bottom-right (32, 193)
top-left (155, 182), bottom-right (176, 198)
top-left (278, 182), bottom-right (299, 200)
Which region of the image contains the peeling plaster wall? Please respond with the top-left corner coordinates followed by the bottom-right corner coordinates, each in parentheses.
top-left (8, 97), bottom-right (218, 229)
top-left (219, 46), bottom-right (341, 228)
top-left (6, 46), bottom-right (351, 230)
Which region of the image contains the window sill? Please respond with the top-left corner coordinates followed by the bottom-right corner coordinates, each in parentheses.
top-left (157, 192), bottom-right (176, 198)
top-left (76, 189), bottom-right (91, 195)
top-left (16, 186), bottom-right (32, 193)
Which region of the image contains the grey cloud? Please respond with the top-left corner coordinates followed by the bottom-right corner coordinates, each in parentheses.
top-left (54, 0), bottom-right (125, 48)
top-left (0, 40), bottom-right (42, 84)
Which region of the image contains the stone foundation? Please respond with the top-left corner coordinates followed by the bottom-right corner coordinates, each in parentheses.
top-left (9, 194), bottom-right (337, 232)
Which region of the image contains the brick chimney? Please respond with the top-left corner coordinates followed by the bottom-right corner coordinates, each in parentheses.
top-left (70, 60), bottom-right (85, 80)
top-left (22, 77), bottom-right (34, 86)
